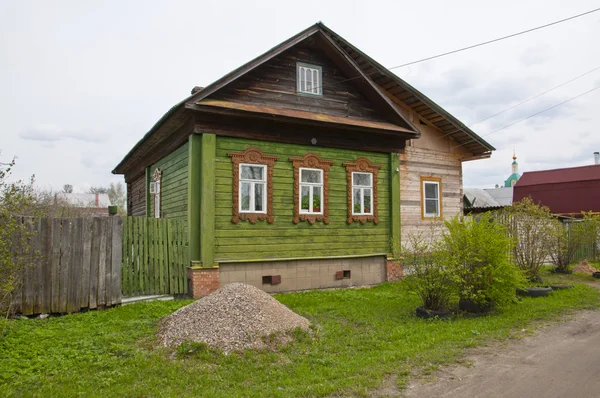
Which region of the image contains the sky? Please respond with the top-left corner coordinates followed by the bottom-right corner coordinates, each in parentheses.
top-left (1, 0), bottom-right (600, 192)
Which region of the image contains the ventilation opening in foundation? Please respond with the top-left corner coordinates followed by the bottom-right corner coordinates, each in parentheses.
top-left (262, 275), bottom-right (281, 285)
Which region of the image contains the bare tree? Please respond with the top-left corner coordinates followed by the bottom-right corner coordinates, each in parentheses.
top-left (88, 186), bottom-right (108, 194)
top-left (62, 184), bottom-right (73, 194)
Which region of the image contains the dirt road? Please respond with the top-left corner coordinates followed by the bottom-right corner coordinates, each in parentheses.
top-left (403, 310), bottom-right (600, 398)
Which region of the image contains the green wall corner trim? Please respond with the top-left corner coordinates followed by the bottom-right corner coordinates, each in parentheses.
top-left (188, 134), bottom-right (202, 263)
top-left (200, 133), bottom-right (217, 268)
top-left (389, 152), bottom-right (401, 253)
top-left (145, 167), bottom-right (151, 217)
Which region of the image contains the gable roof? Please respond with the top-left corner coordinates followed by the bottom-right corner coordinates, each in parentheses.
top-left (113, 22), bottom-right (494, 176)
top-left (517, 164), bottom-right (600, 186)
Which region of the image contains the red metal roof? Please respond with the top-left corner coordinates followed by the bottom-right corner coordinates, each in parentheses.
top-left (513, 164), bottom-right (600, 214)
top-left (516, 164), bottom-right (600, 186)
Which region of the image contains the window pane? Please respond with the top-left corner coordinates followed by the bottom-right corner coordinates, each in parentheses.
top-left (301, 169), bottom-right (321, 183)
top-left (254, 183), bottom-right (264, 212)
top-left (353, 188), bottom-right (361, 214)
top-left (301, 186), bottom-right (310, 211)
top-left (363, 189), bottom-right (372, 214)
top-left (306, 68), bottom-right (312, 92)
top-left (313, 186), bottom-right (322, 212)
top-left (425, 182), bottom-right (438, 199)
top-left (241, 182), bottom-right (251, 211)
top-left (241, 165), bottom-right (264, 180)
top-left (312, 69), bottom-right (319, 94)
top-left (425, 199), bottom-right (438, 215)
top-left (353, 172), bottom-right (372, 187)
top-left (299, 67), bottom-right (305, 91)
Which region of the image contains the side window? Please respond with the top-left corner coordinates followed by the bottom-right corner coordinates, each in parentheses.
top-left (297, 63), bottom-right (322, 96)
top-left (421, 177), bottom-right (442, 219)
top-left (290, 154), bottom-right (334, 224)
top-left (228, 148), bottom-right (278, 224)
top-left (343, 158), bottom-right (381, 225)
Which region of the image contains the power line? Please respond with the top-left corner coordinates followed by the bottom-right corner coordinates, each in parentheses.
top-left (315, 7), bottom-right (600, 93)
top-left (386, 7), bottom-right (600, 71)
top-left (469, 66), bottom-right (600, 126)
top-left (436, 65), bottom-right (600, 140)
top-left (451, 85), bottom-right (600, 150)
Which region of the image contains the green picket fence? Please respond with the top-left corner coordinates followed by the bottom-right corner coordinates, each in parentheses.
top-left (122, 217), bottom-right (188, 297)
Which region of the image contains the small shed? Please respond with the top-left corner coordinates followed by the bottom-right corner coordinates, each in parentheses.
top-left (513, 164), bottom-right (600, 215)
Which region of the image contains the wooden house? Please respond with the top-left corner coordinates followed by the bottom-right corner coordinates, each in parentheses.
top-left (113, 23), bottom-right (494, 297)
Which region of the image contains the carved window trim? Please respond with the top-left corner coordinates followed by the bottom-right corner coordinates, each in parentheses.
top-left (343, 158), bottom-right (381, 225)
top-left (289, 154), bottom-right (334, 225)
top-left (228, 148), bottom-right (278, 224)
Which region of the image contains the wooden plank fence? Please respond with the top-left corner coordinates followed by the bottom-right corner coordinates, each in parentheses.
top-left (121, 217), bottom-right (188, 297)
top-left (11, 217), bottom-right (123, 315)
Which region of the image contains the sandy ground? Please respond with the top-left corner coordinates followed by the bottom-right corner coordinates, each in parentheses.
top-left (401, 309), bottom-right (600, 398)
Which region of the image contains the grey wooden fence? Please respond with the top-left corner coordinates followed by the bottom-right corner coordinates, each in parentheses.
top-left (11, 217), bottom-right (123, 315)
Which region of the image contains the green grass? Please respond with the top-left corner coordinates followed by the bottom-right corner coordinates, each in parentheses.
top-left (1, 280), bottom-right (599, 397)
top-left (540, 264), bottom-right (600, 284)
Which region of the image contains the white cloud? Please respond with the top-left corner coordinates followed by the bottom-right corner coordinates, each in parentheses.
top-left (19, 124), bottom-right (108, 143)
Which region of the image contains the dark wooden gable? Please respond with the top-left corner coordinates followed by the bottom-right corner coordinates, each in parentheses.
top-left (207, 36), bottom-right (390, 124)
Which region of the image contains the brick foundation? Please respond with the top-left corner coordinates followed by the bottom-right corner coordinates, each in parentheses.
top-left (386, 257), bottom-right (404, 282)
top-left (187, 267), bottom-right (220, 298)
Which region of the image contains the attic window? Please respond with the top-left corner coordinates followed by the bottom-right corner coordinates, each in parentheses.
top-left (297, 63), bottom-right (322, 96)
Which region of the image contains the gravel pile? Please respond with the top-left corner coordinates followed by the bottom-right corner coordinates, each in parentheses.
top-left (157, 283), bottom-right (310, 352)
top-left (573, 260), bottom-right (599, 275)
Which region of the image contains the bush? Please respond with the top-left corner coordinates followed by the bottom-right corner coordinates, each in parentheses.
top-left (443, 213), bottom-right (524, 307)
top-left (398, 224), bottom-right (456, 312)
top-left (0, 156), bottom-right (38, 315)
top-left (549, 213), bottom-right (600, 272)
top-left (502, 198), bottom-right (557, 282)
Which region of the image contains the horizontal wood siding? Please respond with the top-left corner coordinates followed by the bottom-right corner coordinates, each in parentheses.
top-left (128, 174), bottom-right (146, 217)
top-left (400, 146), bottom-right (463, 243)
top-left (215, 137), bottom-right (390, 261)
top-left (209, 40), bottom-right (389, 123)
top-left (150, 143), bottom-right (189, 231)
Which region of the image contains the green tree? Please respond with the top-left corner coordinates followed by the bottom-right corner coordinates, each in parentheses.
top-left (107, 182), bottom-right (126, 211)
top-left (62, 184), bottom-right (73, 193)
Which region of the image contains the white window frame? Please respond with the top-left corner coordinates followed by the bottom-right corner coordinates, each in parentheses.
top-left (297, 62), bottom-right (322, 96)
top-left (299, 167), bottom-right (323, 215)
top-left (153, 181), bottom-right (161, 218)
top-left (422, 180), bottom-right (441, 218)
top-left (351, 172), bottom-right (373, 216)
top-left (239, 163), bottom-right (267, 214)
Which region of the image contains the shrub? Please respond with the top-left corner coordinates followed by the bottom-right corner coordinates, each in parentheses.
top-left (502, 198), bottom-right (557, 282)
top-left (549, 213), bottom-right (600, 272)
top-left (398, 224), bottom-right (456, 311)
top-left (443, 213), bottom-right (523, 307)
top-left (0, 157), bottom-right (39, 315)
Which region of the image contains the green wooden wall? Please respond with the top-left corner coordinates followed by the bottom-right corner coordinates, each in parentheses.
top-left (149, 142), bottom-right (189, 230)
top-left (214, 137), bottom-right (390, 261)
